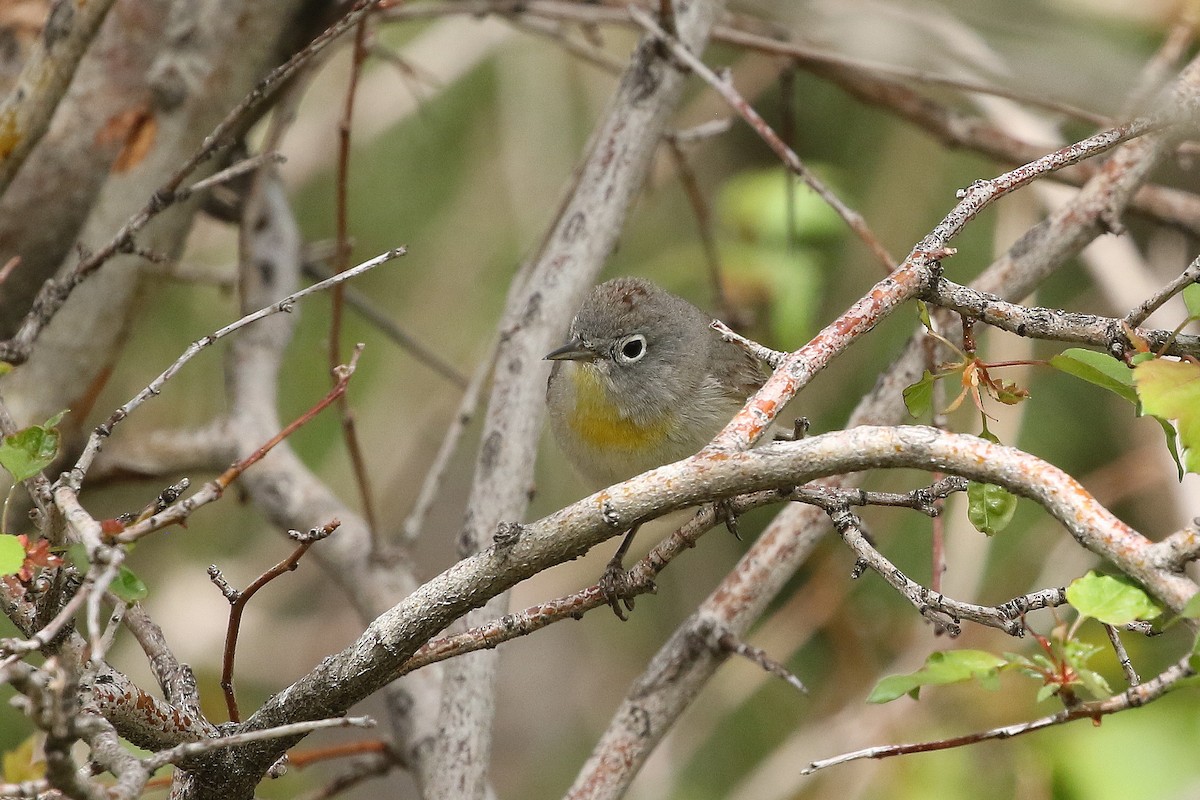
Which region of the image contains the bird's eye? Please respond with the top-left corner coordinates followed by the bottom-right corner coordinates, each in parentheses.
top-left (615, 334), bottom-right (647, 363)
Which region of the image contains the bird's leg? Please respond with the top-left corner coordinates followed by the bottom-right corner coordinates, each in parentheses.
top-left (601, 524), bottom-right (640, 620)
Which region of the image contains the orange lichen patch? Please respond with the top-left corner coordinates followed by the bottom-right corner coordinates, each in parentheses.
top-left (0, 111), bottom-right (22, 159)
top-left (111, 109), bottom-right (157, 172)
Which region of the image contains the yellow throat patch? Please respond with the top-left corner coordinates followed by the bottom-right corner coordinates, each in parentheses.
top-left (567, 365), bottom-right (673, 451)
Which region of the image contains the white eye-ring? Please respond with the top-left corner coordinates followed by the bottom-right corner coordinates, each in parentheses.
top-left (614, 334), bottom-right (647, 364)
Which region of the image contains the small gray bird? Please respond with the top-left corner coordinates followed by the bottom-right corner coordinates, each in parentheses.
top-left (545, 276), bottom-right (764, 486)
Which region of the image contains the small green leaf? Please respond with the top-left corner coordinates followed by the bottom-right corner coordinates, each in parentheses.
top-left (1035, 683), bottom-right (1059, 703)
top-left (1066, 571), bottom-right (1161, 625)
top-left (1183, 282), bottom-right (1200, 320)
top-left (917, 301), bottom-right (933, 331)
top-left (0, 411), bottom-right (67, 482)
top-left (1181, 592), bottom-right (1200, 619)
top-left (1135, 358), bottom-right (1200, 474)
top-left (967, 480), bottom-right (1017, 536)
top-left (110, 566), bottom-right (148, 602)
top-left (0, 535), bottom-right (25, 575)
top-left (1076, 668), bottom-right (1112, 700)
top-left (1154, 416), bottom-right (1185, 481)
top-left (1050, 348), bottom-right (1137, 404)
top-left (867, 650), bottom-right (1008, 703)
top-left (903, 370), bottom-right (938, 419)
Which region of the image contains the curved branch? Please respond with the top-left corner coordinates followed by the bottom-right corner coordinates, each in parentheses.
top-left (228, 426), bottom-right (1195, 789)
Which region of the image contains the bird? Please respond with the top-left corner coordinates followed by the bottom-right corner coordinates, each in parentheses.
top-left (545, 276), bottom-right (764, 616)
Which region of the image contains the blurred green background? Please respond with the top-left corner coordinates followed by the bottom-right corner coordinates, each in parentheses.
top-left (4, 0), bottom-right (1200, 798)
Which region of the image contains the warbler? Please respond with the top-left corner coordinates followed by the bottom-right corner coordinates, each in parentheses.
top-left (544, 277), bottom-right (765, 617)
top-left (545, 276), bottom-right (764, 488)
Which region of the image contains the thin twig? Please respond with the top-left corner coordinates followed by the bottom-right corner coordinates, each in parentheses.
top-left (0, 0), bottom-right (394, 366)
top-left (711, 320), bottom-right (787, 367)
top-left (303, 261), bottom-right (468, 387)
top-left (179, 152), bottom-right (287, 199)
top-left (1124, 253), bottom-right (1200, 327)
top-left (143, 716), bottom-right (375, 771)
top-left (628, 4), bottom-right (898, 273)
top-left (330, 19), bottom-right (380, 543)
top-left (0, 255), bottom-right (19, 286)
top-left (112, 348), bottom-right (366, 543)
top-left (215, 521), bottom-right (340, 722)
top-left (664, 136), bottom-right (732, 320)
top-left (1103, 623), bottom-right (1140, 687)
top-left (802, 652), bottom-right (1194, 774)
top-left (70, 249), bottom-right (404, 480)
top-left (715, 629), bottom-right (807, 694)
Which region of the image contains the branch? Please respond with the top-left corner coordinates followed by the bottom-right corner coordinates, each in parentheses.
top-left (70, 248), bottom-right (403, 481)
top-left (926, 275), bottom-right (1200, 358)
top-left (802, 651), bottom-right (1196, 774)
top-left (0, 0), bottom-right (119, 193)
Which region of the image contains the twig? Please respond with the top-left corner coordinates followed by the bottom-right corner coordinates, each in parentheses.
top-left (802, 651), bottom-right (1194, 774)
top-left (330, 19), bottom-right (380, 542)
top-left (664, 136), bottom-right (731, 320)
top-left (214, 521), bottom-right (340, 722)
top-left (509, 17), bottom-right (625, 75)
top-left (143, 716), bottom-right (375, 771)
top-left (70, 249), bottom-right (404, 480)
top-left (711, 320), bottom-right (787, 367)
top-left (1120, 5), bottom-right (1198, 118)
top-left (818, 498), bottom-right (1042, 637)
top-left (0, 0), bottom-right (119, 194)
top-left (288, 739), bottom-right (391, 769)
top-left (928, 275), bottom-right (1200, 358)
top-left (303, 260), bottom-right (469, 387)
top-left (1124, 253), bottom-right (1200, 327)
top-left (178, 152), bottom-right (287, 200)
top-left (1103, 623), bottom-right (1140, 687)
top-left (788, 476), bottom-right (969, 516)
top-left (628, 4), bottom-right (898, 274)
top-left (714, 629), bottom-right (807, 694)
top-left (122, 604), bottom-right (201, 713)
top-left (398, 489), bottom-right (789, 677)
top-left (112, 348), bottom-right (366, 543)
top-left (0, 0), bottom-right (392, 367)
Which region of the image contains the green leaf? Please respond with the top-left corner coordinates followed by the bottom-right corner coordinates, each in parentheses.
top-left (1154, 416), bottom-right (1185, 481)
top-left (1135, 358), bottom-right (1200, 474)
top-left (1181, 592), bottom-right (1200, 619)
top-left (966, 480), bottom-right (1017, 535)
top-left (917, 300), bottom-right (933, 331)
top-left (1049, 348), bottom-right (1137, 404)
top-left (1076, 668), bottom-right (1112, 700)
top-left (110, 566), bottom-right (148, 602)
top-left (2, 734), bottom-right (45, 783)
top-left (1035, 683), bottom-right (1059, 703)
top-left (0, 411), bottom-right (67, 482)
top-left (1066, 571), bottom-right (1162, 625)
top-left (867, 649), bottom-right (1008, 703)
top-left (902, 370), bottom-right (938, 419)
top-left (1183, 282), bottom-right (1200, 320)
top-left (718, 167), bottom-right (846, 246)
top-left (0, 535), bottom-right (25, 575)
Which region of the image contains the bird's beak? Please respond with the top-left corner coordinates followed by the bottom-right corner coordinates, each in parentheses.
top-left (544, 338), bottom-right (597, 361)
